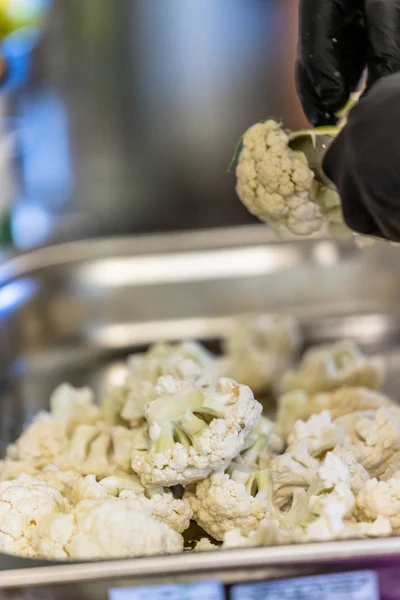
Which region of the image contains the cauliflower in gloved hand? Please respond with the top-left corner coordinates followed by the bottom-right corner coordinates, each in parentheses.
top-left (34, 497), bottom-right (183, 560)
top-left (0, 474), bottom-right (69, 558)
top-left (188, 465), bottom-right (277, 541)
top-left (220, 315), bottom-right (301, 393)
top-left (281, 340), bottom-right (384, 395)
top-left (336, 408), bottom-right (400, 478)
top-left (235, 120), bottom-right (324, 236)
top-left (131, 376), bottom-right (262, 487)
top-left (104, 341), bottom-right (217, 428)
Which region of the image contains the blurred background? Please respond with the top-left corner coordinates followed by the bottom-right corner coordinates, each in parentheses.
top-left (0, 0), bottom-right (307, 251)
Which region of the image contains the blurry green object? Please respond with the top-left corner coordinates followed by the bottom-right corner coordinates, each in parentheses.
top-left (0, 0), bottom-right (49, 40)
top-left (0, 209), bottom-right (13, 248)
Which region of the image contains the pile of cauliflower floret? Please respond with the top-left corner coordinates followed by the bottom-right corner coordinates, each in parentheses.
top-left (235, 120), bottom-right (349, 239)
top-left (1, 314), bottom-right (400, 560)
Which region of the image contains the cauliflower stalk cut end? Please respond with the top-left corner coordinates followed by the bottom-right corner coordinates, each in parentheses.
top-left (132, 376), bottom-right (262, 487)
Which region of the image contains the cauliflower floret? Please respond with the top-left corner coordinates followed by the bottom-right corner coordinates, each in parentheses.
top-left (223, 513), bottom-right (391, 549)
top-left (66, 471), bottom-right (192, 534)
top-left (0, 475), bottom-right (68, 558)
top-left (116, 341), bottom-right (217, 427)
top-left (275, 390), bottom-right (309, 440)
top-left (381, 463), bottom-right (400, 482)
top-left (336, 408), bottom-right (400, 478)
top-left (277, 453), bottom-right (355, 531)
top-left (54, 424), bottom-right (137, 477)
top-left (50, 383), bottom-right (101, 428)
top-left (270, 441), bottom-right (319, 506)
top-left (122, 487), bottom-right (192, 534)
top-left (237, 417), bottom-right (284, 469)
top-left (221, 315), bottom-right (301, 393)
top-left (35, 465), bottom-right (82, 500)
top-left (332, 449), bottom-right (370, 495)
top-left (287, 411), bottom-right (344, 458)
top-left (7, 383), bottom-right (104, 469)
top-left (281, 340), bottom-right (384, 394)
top-left (310, 387), bottom-right (392, 420)
top-left (223, 521), bottom-right (295, 549)
top-left (194, 538), bottom-right (219, 552)
top-left (132, 376), bottom-right (262, 487)
top-left (188, 466), bottom-right (276, 541)
top-left (34, 498), bottom-right (183, 560)
top-left (357, 477), bottom-right (400, 533)
top-left (285, 192), bottom-right (324, 236)
top-left (276, 387), bottom-right (393, 442)
top-left (0, 459), bottom-right (39, 481)
top-left (7, 415), bottom-right (70, 467)
top-left (236, 120), bottom-right (324, 236)
top-left (69, 474), bottom-right (109, 504)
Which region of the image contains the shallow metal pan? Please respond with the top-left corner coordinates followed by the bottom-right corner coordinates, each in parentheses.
top-left (0, 225), bottom-right (399, 592)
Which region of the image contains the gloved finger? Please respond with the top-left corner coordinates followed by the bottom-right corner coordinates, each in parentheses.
top-left (295, 61), bottom-right (338, 125)
top-left (365, 0), bottom-right (400, 86)
top-left (296, 0), bottom-right (366, 125)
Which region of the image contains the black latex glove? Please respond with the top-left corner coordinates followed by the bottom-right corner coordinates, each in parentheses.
top-left (323, 71), bottom-right (400, 242)
top-left (296, 0), bottom-right (400, 126)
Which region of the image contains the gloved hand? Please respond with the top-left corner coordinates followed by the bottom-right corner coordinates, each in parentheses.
top-left (296, 0), bottom-right (400, 126)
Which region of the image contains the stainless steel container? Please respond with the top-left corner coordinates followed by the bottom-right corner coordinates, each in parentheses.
top-left (0, 225), bottom-right (400, 596)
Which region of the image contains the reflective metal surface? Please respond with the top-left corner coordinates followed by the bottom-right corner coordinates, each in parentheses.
top-left (9, 0), bottom-right (308, 248)
top-left (0, 225), bottom-right (400, 592)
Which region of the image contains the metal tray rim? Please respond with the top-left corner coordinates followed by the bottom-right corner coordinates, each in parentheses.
top-left (0, 537), bottom-right (400, 588)
top-left (0, 225), bottom-right (341, 286)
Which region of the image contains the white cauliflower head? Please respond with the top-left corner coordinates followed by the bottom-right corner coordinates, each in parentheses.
top-left (275, 390), bottom-right (310, 440)
top-left (276, 387), bottom-right (392, 442)
top-left (270, 441), bottom-right (320, 506)
top-left (67, 471), bottom-right (192, 534)
top-left (237, 417), bottom-right (284, 469)
top-left (357, 477), bottom-right (400, 533)
top-left (309, 387), bottom-right (393, 420)
top-left (131, 376), bottom-right (262, 487)
top-left (0, 474), bottom-right (68, 558)
top-left (188, 465), bottom-right (276, 541)
top-left (336, 408), bottom-right (400, 478)
top-left (117, 341), bottom-right (217, 427)
top-left (287, 411), bottom-right (344, 458)
top-left (281, 340), bottom-right (385, 394)
top-left (34, 497), bottom-right (183, 560)
top-left (332, 448), bottom-right (370, 495)
top-left (50, 383), bottom-right (101, 428)
top-left (235, 120), bottom-right (325, 236)
top-left (221, 315), bottom-right (301, 393)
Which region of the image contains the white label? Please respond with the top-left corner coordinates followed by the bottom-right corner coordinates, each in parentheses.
top-left (109, 581), bottom-right (224, 600)
top-left (231, 571), bottom-right (379, 600)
